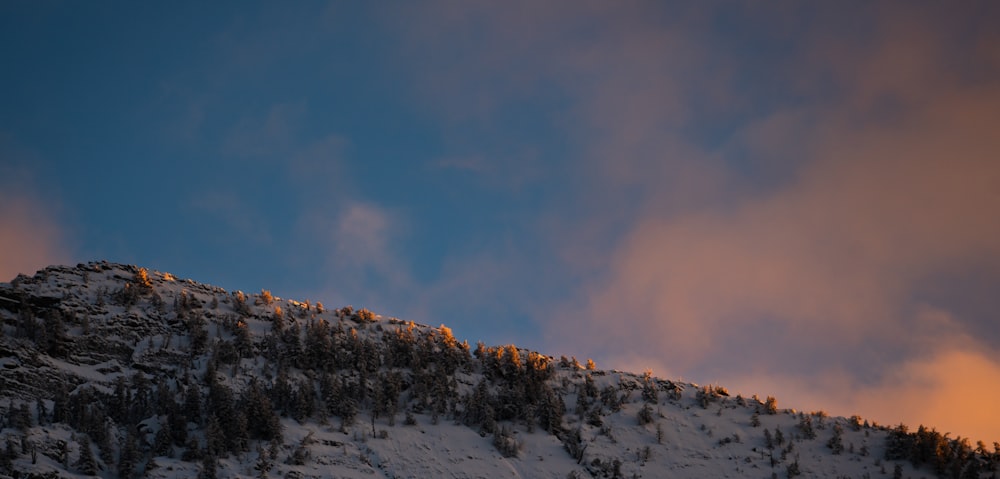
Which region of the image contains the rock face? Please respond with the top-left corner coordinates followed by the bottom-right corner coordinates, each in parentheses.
top-left (0, 262), bottom-right (994, 479)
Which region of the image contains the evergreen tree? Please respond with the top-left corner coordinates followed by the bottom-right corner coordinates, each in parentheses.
top-left (153, 420), bottom-right (174, 457)
top-left (641, 371), bottom-right (658, 403)
top-left (827, 423), bottom-right (844, 454)
top-left (198, 454), bottom-right (218, 479)
top-left (638, 403), bottom-right (654, 425)
top-left (764, 396), bottom-right (778, 415)
top-left (74, 437), bottom-right (99, 476)
top-left (168, 407), bottom-right (188, 447)
top-left (118, 429), bottom-right (140, 479)
top-left (271, 368), bottom-right (294, 416)
top-left (304, 319), bottom-right (332, 369)
top-left (538, 386), bottom-right (565, 435)
top-left (798, 415), bottom-right (816, 439)
top-left (293, 378), bottom-right (316, 422)
top-left (254, 444), bottom-right (273, 479)
top-left (493, 425), bottom-right (519, 458)
top-left (97, 423), bottom-right (115, 465)
top-left (243, 380), bottom-right (282, 442)
top-left (233, 320), bottom-right (253, 358)
top-left (181, 437), bottom-right (201, 462)
top-left (205, 415), bottom-right (226, 458)
top-left (51, 381), bottom-right (69, 424)
top-left (786, 456), bottom-right (801, 477)
top-left (0, 439), bottom-right (15, 473)
top-left (10, 403), bottom-right (31, 430)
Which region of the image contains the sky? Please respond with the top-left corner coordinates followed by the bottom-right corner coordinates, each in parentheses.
top-left (2, 1), bottom-right (1000, 444)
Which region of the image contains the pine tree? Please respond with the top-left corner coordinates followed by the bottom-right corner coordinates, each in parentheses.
top-left (183, 383), bottom-right (202, 425)
top-left (198, 454), bottom-right (218, 479)
top-left (764, 396), bottom-right (778, 415)
top-left (493, 425), bottom-right (519, 458)
top-left (153, 420), bottom-right (174, 457)
top-left (243, 380), bottom-right (282, 442)
top-left (798, 415), bottom-right (816, 439)
top-left (51, 381), bottom-right (69, 424)
top-left (638, 403), bottom-right (654, 425)
top-left (11, 403), bottom-right (31, 430)
top-left (293, 378), bottom-right (316, 422)
top-left (827, 423), bottom-right (844, 454)
top-left (97, 423), bottom-right (115, 465)
top-left (168, 407), bottom-right (188, 447)
top-left (74, 437), bottom-right (98, 476)
top-left (181, 437), bottom-right (201, 462)
top-left (205, 415), bottom-right (226, 457)
top-left (0, 439), bottom-right (13, 473)
top-left (134, 267), bottom-right (153, 291)
top-left (118, 429), bottom-right (140, 479)
top-left (254, 444), bottom-right (273, 479)
top-left (786, 456), bottom-right (801, 477)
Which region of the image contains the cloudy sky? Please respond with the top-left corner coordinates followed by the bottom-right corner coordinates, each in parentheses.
top-left (3, 2), bottom-right (999, 443)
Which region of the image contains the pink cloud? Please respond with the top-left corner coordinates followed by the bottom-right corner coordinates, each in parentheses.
top-left (713, 345), bottom-right (1000, 446)
top-left (387, 2), bottom-right (1000, 441)
top-left (540, 3), bottom-right (1000, 443)
top-left (549, 78), bottom-right (1000, 440)
top-left (0, 190), bottom-right (72, 281)
top-left (0, 141), bottom-right (73, 280)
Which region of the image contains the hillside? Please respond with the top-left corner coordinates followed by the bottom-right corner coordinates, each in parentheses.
top-left (0, 262), bottom-right (996, 479)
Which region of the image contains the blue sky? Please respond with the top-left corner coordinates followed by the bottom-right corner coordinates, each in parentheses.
top-left (3, 2), bottom-right (1000, 442)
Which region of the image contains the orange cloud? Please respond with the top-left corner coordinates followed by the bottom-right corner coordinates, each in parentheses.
top-left (387, 1), bottom-right (1000, 442)
top-left (540, 4), bottom-right (1000, 443)
top-left (711, 344), bottom-right (1000, 446)
top-left (853, 348), bottom-right (1000, 445)
top-left (0, 190), bottom-right (72, 281)
top-left (554, 86), bottom-right (1000, 441)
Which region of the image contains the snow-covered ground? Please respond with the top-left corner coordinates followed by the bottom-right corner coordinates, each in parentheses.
top-left (0, 262), bottom-right (988, 478)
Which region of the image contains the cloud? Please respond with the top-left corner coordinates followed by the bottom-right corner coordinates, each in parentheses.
top-left (0, 143), bottom-right (73, 280)
top-left (386, 2), bottom-right (1000, 441)
top-left (562, 101), bottom-right (1000, 435)
top-left (187, 190), bottom-right (273, 245)
top-left (289, 134), bottom-right (346, 182)
top-left (721, 342), bottom-right (1000, 445)
top-left (430, 155), bottom-right (489, 173)
top-left (0, 193), bottom-right (71, 281)
top-left (298, 201), bottom-right (413, 313)
top-left (850, 349), bottom-right (1000, 445)
top-left (427, 147), bottom-right (545, 193)
top-left (222, 102), bottom-right (307, 158)
top-left (330, 202), bottom-right (399, 276)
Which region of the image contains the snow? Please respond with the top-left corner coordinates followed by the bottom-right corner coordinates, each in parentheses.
top-left (0, 262), bottom-right (978, 478)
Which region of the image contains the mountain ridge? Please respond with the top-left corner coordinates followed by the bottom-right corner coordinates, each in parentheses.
top-left (0, 261), bottom-right (995, 478)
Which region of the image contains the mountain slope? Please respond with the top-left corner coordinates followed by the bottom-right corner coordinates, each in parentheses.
top-left (0, 262), bottom-right (995, 479)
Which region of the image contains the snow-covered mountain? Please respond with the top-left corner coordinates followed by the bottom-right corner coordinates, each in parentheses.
top-left (0, 262), bottom-right (996, 479)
